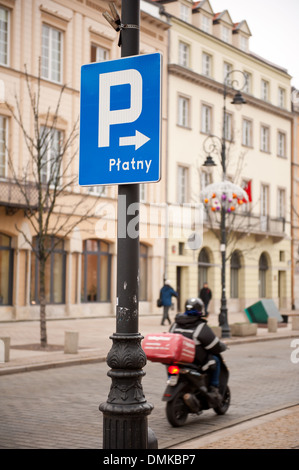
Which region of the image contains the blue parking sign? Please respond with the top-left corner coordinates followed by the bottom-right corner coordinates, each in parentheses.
top-left (79, 53), bottom-right (162, 186)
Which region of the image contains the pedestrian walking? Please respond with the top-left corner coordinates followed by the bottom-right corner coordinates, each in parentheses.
top-left (159, 280), bottom-right (178, 325)
top-left (199, 282), bottom-right (212, 317)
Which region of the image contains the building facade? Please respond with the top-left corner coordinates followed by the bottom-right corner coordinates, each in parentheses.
top-left (0, 0), bottom-right (169, 321)
top-left (157, 0), bottom-right (293, 320)
top-left (0, 0), bottom-right (295, 324)
top-left (291, 88), bottom-right (299, 309)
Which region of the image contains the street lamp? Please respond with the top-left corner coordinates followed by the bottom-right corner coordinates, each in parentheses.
top-left (201, 70), bottom-right (247, 338)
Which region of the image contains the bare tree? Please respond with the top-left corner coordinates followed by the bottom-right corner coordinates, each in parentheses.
top-left (196, 137), bottom-right (260, 263)
top-left (6, 64), bottom-right (99, 348)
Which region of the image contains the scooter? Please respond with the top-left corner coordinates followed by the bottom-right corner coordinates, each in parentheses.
top-left (162, 354), bottom-right (230, 427)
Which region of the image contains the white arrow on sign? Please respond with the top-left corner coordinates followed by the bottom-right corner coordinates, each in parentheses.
top-left (119, 130), bottom-right (150, 150)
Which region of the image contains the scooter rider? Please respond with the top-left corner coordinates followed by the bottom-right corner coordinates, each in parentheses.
top-left (169, 297), bottom-right (227, 403)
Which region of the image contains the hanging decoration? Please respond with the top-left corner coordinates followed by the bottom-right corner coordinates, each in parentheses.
top-left (201, 180), bottom-right (249, 213)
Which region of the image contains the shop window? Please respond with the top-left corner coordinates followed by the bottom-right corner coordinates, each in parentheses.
top-left (81, 239), bottom-right (111, 302)
top-left (139, 243), bottom-right (148, 301)
top-left (0, 233), bottom-right (13, 305)
top-left (30, 237), bottom-right (66, 304)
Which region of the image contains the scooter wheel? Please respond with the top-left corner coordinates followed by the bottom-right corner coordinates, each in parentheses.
top-left (213, 385), bottom-right (231, 415)
top-left (166, 391), bottom-right (189, 427)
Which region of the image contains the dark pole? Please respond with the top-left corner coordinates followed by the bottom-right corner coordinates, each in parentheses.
top-left (99, 0), bottom-right (156, 449)
top-left (219, 83), bottom-right (230, 338)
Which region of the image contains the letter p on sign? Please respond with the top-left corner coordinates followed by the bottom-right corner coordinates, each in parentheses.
top-left (98, 69), bottom-right (142, 148)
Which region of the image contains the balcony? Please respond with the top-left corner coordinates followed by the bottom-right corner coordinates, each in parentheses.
top-left (203, 210), bottom-right (286, 241)
top-left (0, 178), bottom-right (39, 214)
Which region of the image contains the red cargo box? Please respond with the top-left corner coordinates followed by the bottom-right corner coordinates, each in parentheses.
top-left (142, 333), bottom-right (195, 364)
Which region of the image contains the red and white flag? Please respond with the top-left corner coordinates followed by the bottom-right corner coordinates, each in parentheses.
top-left (243, 180), bottom-right (252, 203)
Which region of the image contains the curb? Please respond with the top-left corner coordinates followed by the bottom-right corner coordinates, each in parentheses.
top-left (0, 332), bottom-right (297, 376)
top-left (0, 355), bottom-right (107, 376)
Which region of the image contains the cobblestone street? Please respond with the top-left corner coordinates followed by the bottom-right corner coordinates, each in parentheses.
top-left (0, 338), bottom-right (298, 449)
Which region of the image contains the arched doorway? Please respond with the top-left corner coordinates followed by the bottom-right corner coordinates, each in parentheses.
top-left (230, 251), bottom-right (241, 298)
top-left (259, 252), bottom-right (269, 298)
top-left (198, 248), bottom-right (210, 295)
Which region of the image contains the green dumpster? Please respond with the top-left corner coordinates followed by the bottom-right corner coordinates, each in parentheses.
top-left (244, 300), bottom-right (283, 324)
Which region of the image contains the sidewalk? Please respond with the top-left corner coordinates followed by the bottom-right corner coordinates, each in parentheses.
top-left (172, 404), bottom-right (299, 449)
top-left (0, 313), bottom-right (298, 376)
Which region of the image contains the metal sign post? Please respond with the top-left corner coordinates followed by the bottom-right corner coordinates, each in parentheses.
top-left (99, 0), bottom-right (157, 449)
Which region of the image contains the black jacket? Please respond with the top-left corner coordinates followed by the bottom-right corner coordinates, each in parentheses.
top-left (199, 287), bottom-right (212, 303)
top-left (169, 313), bottom-right (226, 370)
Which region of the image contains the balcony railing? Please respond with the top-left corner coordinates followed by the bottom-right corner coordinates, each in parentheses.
top-left (0, 178), bottom-right (39, 213)
top-left (203, 210), bottom-right (286, 239)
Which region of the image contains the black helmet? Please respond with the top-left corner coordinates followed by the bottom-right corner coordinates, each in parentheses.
top-left (185, 297), bottom-right (204, 315)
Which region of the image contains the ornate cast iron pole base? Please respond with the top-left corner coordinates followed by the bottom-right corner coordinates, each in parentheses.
top-left (219, 307), bottom-right (231, 338)
top-left (99, 333), bottom-right (154, 449)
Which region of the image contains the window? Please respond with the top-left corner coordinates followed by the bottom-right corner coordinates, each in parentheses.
top-left (278, 87), bottom-right (285, 108)
top-left (178, 165), bottom-right (188, 203)
top-left (0, 115), bottom-right (8, 178)
top-left (41, 24), bottom-right (63, 83)
top-left (180, 4), bottom-right (190, 22)
top-left (200, 171), bottom-right (212, 190)
top-left (178, 41), bottom-right (189, 67)
top-left (242, 119), bottom-right (252, 147)
top-left (178, 96), bottom-right (189, 127)
top-left (261, 79), bottom-right (269, 101)
top-left (91, 44), bottom-right (109, 63)
top-left (0, 6), bottom-right (9, 66)
top-left (278, 131), bottom-right (286, 158)
top-left (260, 125), bottom-right (270, 152)
top-left (240, 36), bottom-right (248, 52)
top-left (139, 244), bottom-right (148, 301)
top-left (81, 240), bottom-right (111, 302)
top-left (202, 52), bottom-right (212, 77)
top-left (230, 251), bottom-right (241, 298)
top-left (201, 15), bottom-right (210, 33)
top-left (88, 186), bottom-right (107, 196)
top-left (201, 104), bottom-right (212, 134)
top-left (140, 183), bottom-right (146, 202)
top-left (243, 71), bottom-right (251, 94)
top-left (223, 62), bottom-right (232, 82)
top-left (201, 172), bottom-right (212, 221)
top-left (222, 26), bottom-right (230, 43)
top-left (30, 237), bottom-right (66, 305)
top-left (260, 185), bottom-right (269, 231)
top-left (40, 126), bottom-right (62, 185)
top-left (0, 233), bottom-right (13, 305)
top-left (277, 189), bottom-right (286, 219)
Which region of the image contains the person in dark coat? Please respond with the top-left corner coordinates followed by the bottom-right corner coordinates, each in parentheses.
top-left (199, 282), bottom-right (212, 317)
top-left (169, 297), bottom-right (226, 397)
top-left (159, 280), bottom-right (178, 325)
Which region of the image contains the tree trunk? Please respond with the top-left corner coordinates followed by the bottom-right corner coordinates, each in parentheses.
top-left (39, 256), bottom-right (47, 348)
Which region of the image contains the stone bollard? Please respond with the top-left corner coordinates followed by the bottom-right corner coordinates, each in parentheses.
top-left (292, 315), bottom-right (299, 331)
top-left (64, 331), bottom-right (79, 354)
top-left (0, 337), bottom-right (10, 363)
top-left (267, 317), bottom-right (277, 333)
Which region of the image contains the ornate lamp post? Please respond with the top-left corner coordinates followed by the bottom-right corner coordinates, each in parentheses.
top-left (99, 1), bottom-right (156, 449)
top-left (201, 70), bottom-right (247, 338)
